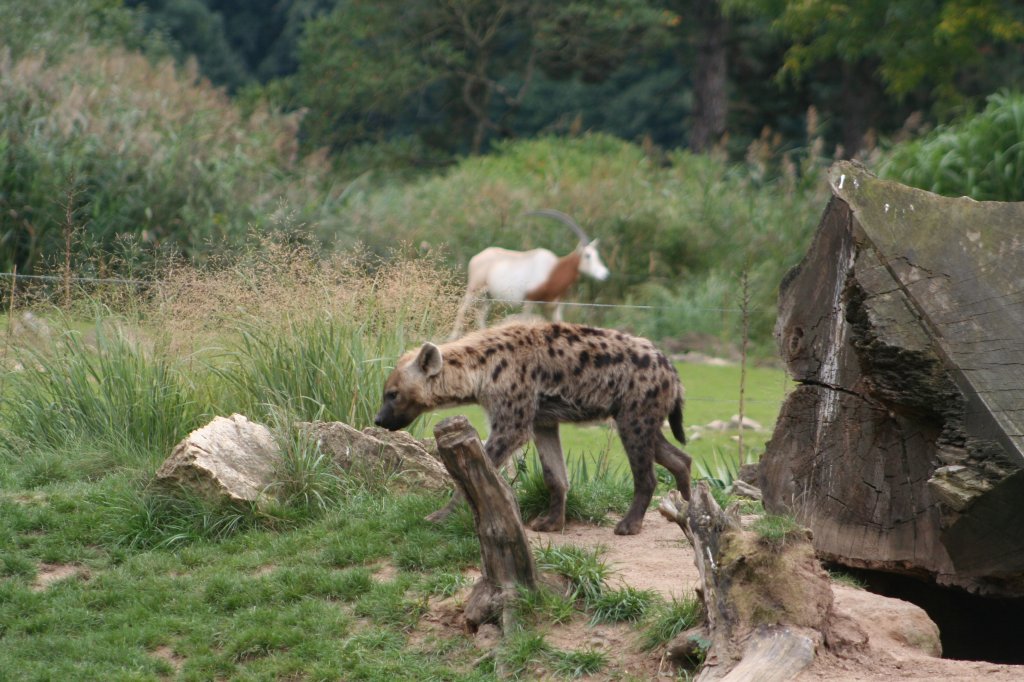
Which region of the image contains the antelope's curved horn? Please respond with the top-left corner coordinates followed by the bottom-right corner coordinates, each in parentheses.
top-left (524, 209), bottom-right (590, 243)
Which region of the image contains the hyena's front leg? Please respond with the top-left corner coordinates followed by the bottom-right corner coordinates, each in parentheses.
top-left (529, 423), bottom-right (568, 532)
top-left (424, 419), bottom-right (530, 524)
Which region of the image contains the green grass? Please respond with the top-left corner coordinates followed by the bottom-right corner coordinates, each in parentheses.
top-left (752, 513), bottom-right (805, 548)
top-left (639, 596), bottom-right (704, 651)
top-left (1, 279), bottom-right (781, 678)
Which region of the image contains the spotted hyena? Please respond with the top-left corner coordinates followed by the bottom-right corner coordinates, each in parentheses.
top-left (374, 321), bottom-right (691, 535)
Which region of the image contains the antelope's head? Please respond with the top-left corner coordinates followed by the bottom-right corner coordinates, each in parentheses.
top-left (578, 240), bottom-right (609, 281)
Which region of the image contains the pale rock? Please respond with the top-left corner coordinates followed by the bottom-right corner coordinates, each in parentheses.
top-left (156, 414), bottom-right (281, 505)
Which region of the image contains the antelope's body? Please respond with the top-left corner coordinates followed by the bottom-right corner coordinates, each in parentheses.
top-left (374, 321), bottom-right (692, 536)
top-left (449, 211), bottom-right (609, 339)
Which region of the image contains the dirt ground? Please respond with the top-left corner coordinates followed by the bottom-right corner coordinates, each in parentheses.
top-left (419, 508), bottom-right (1024, 680)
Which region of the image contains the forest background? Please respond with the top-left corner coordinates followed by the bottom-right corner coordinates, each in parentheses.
top-left (3, 0), bottom-right (1024, 355)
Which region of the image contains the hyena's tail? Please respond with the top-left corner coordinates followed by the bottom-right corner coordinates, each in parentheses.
top-left (668, 396), bottom-right (686, 445)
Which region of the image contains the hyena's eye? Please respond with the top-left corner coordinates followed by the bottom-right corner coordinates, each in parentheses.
top-left (385, 390), bottom-right (398, 400)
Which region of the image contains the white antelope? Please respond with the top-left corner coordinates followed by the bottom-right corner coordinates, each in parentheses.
top-left (449, 210), bottom-right (610, 339)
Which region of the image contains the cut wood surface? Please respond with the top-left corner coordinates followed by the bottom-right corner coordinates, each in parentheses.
top-left (433, 415), bottom-right (537, 629)
top-left (762, 161), bottom-right (1024, 596)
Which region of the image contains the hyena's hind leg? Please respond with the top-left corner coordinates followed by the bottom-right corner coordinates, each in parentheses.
top-left (613, 419), bottom-right (659, 536)
top-left (655, 432), bottom-right (692, 501)
top-left (528, 423), bottom-right (569, 532)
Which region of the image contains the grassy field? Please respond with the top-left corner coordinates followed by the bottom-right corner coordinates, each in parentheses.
top-left (0, 253), bottom-right (790, 679)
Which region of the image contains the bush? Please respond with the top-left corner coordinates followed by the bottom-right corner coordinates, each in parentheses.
top-left (339, 134), bottom-right (828, 353)
top-left (878, 90), bottom-right (1024, 202)
top-left (0, 45), bottom-right (338, 275)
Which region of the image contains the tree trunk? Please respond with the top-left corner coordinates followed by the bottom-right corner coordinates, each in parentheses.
top-left (433, 415), bottom-right (537, 629)
top-left (762, 161), bottom-right (1024, 597)
top-left (689, 0), bottom-right (728, 152)
top-left (659, 485), bottom-right (850, 681)
top-left (837, 60), bottom-right (875, 158)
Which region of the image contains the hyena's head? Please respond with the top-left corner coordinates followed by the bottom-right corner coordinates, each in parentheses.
top-left (374, 342), bottom-right (443, 431)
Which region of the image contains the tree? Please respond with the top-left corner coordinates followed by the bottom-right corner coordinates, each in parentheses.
top-left (665, 0), bottom-right (730, 151)
top-left (286, 0), bottom-right (669, 159)
top-left (727, 0), bottom-right (1024, 156)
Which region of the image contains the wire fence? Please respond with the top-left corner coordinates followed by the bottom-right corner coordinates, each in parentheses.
top-left (1, 270), bottom-right (790, 411)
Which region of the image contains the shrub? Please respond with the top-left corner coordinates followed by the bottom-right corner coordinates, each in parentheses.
top-left (879, 90), bottom-right (1024, 202)
top-left (0, 45), bottom-right (336, 275)
top-left (339, 134), bottom-right (828, 354)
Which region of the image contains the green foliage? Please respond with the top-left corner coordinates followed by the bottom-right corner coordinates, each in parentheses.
top-left (418, 571), bottom-right (472, 598)
top-left (342, 134), bottom-right (827, 353)
top-left (0, 315), bottom-right (203, 471)
top-left (548, 647), bottom-right (608, 677)
top-left (101, 484), bottom-right (261, 551)
top-left (353, 577), bottom-right (428, 630)
top-left (693, 447), bottom-right (741, 490)
top-left (0, 0), bottom-right (147, 63)
top-left (728, 0), bottom-right (1024, 103)
top-left (265, 431), bottom-right (348, 519)
top-left (878, 90), bottom-right (1024, 201)
top-left (212, 313), bottom-right (409, 426)
top-left (0, 44), bottom-right (341, 274)
top-left (512, 584), bottom-right (577, 626)
top-left (283, 0), bottom-right (667, 160)
top-left (497, 630), bottom-right (552, 678)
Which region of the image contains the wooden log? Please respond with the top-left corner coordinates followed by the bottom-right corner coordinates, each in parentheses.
top-left (433, 415), bottom-right (537, 630)
top-left (659, 484), bottom-right (836, 681)
top-left (762, 161), bottom-right (1024, 597)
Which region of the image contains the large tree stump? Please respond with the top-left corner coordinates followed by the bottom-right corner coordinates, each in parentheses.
top-left (762, 161), bottom-right (1024, 597)
top-left (659, 484), bottom-right (853, 681)
top-left (433, 416), bottom-right (537, 630)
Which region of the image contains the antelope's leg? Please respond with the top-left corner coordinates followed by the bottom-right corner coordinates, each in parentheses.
top-left (475, 295), bottom-right (491, 329)
top-left (449, 288), bottom-right (478, 340)
top-left (552, 301), bottom-right (565, 322)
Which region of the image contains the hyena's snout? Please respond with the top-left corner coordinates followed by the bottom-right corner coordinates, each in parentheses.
top-left (373, 401), bottom-right (416, 431)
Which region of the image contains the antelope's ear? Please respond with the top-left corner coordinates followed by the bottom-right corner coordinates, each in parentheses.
top-left (417, 343), bottom-right (443, 377)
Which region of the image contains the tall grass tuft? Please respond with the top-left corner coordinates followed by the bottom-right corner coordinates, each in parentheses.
top-left (639, 596), bottom-right (704, 651)
top-left (517, 448), bottom-right (632, 526)
top-left (534, 544), bottom-right (611, 607)
top-left (0, 314), bottom-right (203, 472)
top-left (100, 482), bottom-right (261, 551)
top-left (263, 429), bottom-right (347, 520)
top-left (213, 313), bottom-right (407, 426)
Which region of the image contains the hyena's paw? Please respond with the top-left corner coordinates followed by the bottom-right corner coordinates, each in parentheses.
top-left (528, 514), bottom-right (565, 533)
top-left (613, 517), bottom-right (643, 535)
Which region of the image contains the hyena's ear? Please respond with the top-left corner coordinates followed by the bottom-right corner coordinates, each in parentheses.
top-left (417, 342), bottom-right (443, 377)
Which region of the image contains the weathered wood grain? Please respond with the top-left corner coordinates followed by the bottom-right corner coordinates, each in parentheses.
top-left (762, 161), bottom-right (1024, 596)
top-left (433, 415), bottom-right (537, 629)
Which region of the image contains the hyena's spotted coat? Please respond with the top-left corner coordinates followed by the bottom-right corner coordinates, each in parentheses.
top-left (374, 321), bottom-right (691, 535)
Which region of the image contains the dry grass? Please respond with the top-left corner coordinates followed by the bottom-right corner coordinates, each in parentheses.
top-left (145, 235), bottom-right (462, 355)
